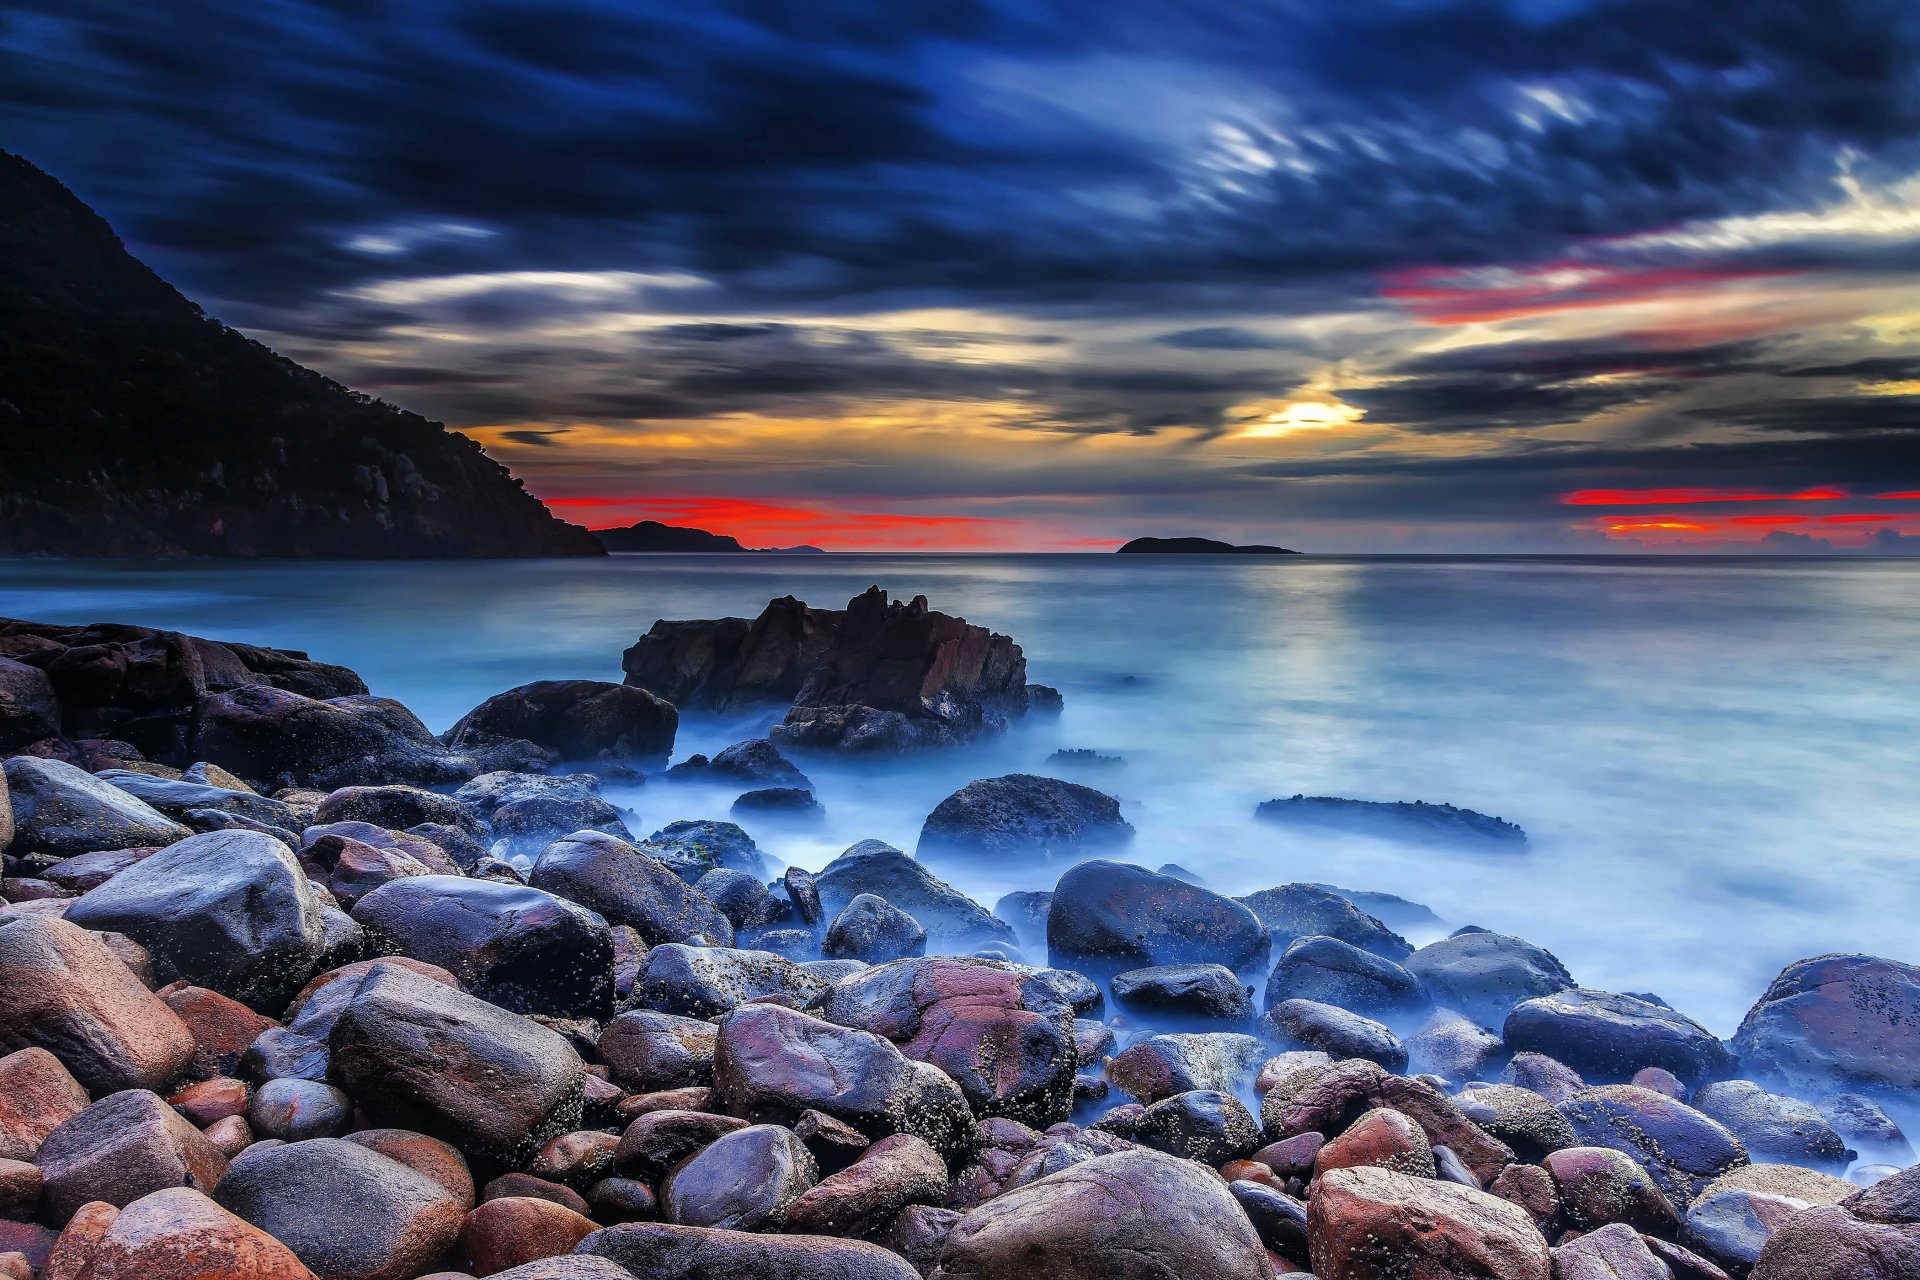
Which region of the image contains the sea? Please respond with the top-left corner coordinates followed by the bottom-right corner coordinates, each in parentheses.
top-left (5, 552), bottom-right (1917, 1037)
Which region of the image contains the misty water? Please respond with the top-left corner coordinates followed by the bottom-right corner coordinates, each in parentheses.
top-left (5, 552), bottom-right (1918, 1038)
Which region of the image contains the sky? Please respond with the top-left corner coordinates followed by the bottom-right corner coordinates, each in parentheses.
top-left (7, 0), bottom-right (1920, 551)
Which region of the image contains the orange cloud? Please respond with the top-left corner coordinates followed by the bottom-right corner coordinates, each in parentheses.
top-left (1561, 486), bottom-right (1847, 506)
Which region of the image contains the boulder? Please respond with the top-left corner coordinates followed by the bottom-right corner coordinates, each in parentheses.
top-left (1047, 860), bottom-right (1269, 979)
top-left (732, 787), bottom-right (822, 819)
top-left (1105, 1032), bottom-right (1269, 1104)
top-left (1112, 963), bottom-right (1253, 1026)
top-left (824, 894), bottom-right (928, 964)
top-left (167, 1076), bottom-right (251, 1128)
top-left (660, 1124), bottom-right (818, 1231)
top-left (1254, 795), bottom-right (1527, 848)
top-left (580, 1221), bottom-right (921, 1280)
top-left (635, 820), bottom-right (769, 882)
top-left (811, 956), bottom-right (1079, 1129)
top-left (326, 962), bottom-right (586, 1175)
top-left (1406, 1011), bottom-right (1505, 1084)
top-left (65, 830), bottom-right (327, 1013)
top-left (1542, 1145), bottom-right (1680, 1233)
top-left (1749, 1203), bottom-right (1920, 1279)
top-left (1560, 1085), bottom-right (1749, 1208)
top-left (320, 835), bottom-right (434, 909)
top-left (0, 917), bottom-right (196, 1094)
top-left (929, 1148), bottom-right (1270, 1280)
top-left (1553, 1223), bottom-right (1674, 1280)
top-left (784, 1134), bottom-right (949, 1237)
top-left (1451, 1084), bottom-right (1579, 1162)
top-left (352, 875), bottom-right (615, 1019)
top-left (1314, 1107), bottom-right (1437, 1180)
top-left (455, 773), bottom-right (631, 864)
top-left (1262, 1058), bottom-right (1515, 1185)
top-left (1404, 930), bottom-right (1575, 1031)
top-left (1235, 884), bottom-right (1412, 962)
top-left (36, 1089), bottom-right (228, 1222)
top-left (612, 1110), bottom-right (751, 1183)
top-left (212, 1137), bottom-right (465, 1280)
top-left (160, 984), bottom-right (279, 1079)
top-left (992, 890), bottom-right (1050, 946)
top-left (690, 869), bottom-right (777, 932)
top-left (92, 770), bottom-right (293, 827)
top-left (52, 1186), bottom-right (316, 1279)
top-left (814, 841), bottom-right (1015, 951)
top-left (1264, 936), bottom-right (1425, 1019)
top-left (248, 1079), bottom-right (352, 1141)
top-left (1732, 954), bottom-right (1920, 1093)
top-left (598, 1010), bottom-right (717, 1093)
top-left (448, 680), bottom-right (677, 762)
top-left (1684, 1186), bottom-right (1813, 1272)
top-left (1262, 999), bottom-right (1408, 1070)
top-left (1504, 989), bottom-right (1734, 1088)
top-left (713, 1003), bottom-right (972, 1157)
top-left (457, 1196), bottom-right (599, 1276)
top-left (0, 656), bottom-right (60, 752)
top-left (633, 944), bottom-right (828, 1019)
top-left (916, 775), bottom-right (1132, 860)
top-left (1504, 1051), bottom-right (1588, 1103)
top-left (282, 956), bottom-right (462, 1042)
top-left (0, 1048), bottom-right (89, 1161)
top-left (481, 1260), bottom-right (634, 1280)
top-left (1843, 1161), bottom-right (1920, 1223)
top-left (529, 832), bottom-right (733, 950)
top-left (1131, 1089), bottom-right (1260, 1164)
top-left (686, 739), bottom-right (811, 789)
top-left (1307, 1166), bottom-right (1550, 1279)
top-left (313, 785), bottom-right (483, 839)
top-left (1, 757), bottom-right (188, 855)
top-left (1692, 1081), bottom-right (1850, 1172)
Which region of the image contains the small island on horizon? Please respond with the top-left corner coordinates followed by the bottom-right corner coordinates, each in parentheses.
top-left (595, 519), bottom-right (827, 554)
top-left (1116, 536), bottom-right (1300, 555)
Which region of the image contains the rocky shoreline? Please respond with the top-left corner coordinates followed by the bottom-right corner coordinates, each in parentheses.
top-left (1, 597), bottom-right (1917, 1279)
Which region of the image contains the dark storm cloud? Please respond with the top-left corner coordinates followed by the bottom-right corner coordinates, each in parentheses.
top-left (1154, 327), bottom-right (1305, 351)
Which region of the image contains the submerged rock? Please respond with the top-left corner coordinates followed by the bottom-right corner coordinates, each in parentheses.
top-left (916, 774), bottom-right (1133, 859)
top-left (1255, 794), bottom-right (1528, 848)
top-left (1404, 929), bottom-right (1575, 1031)
top-left (1235, 883), bottom-right (1412, 962)
top-left (814, 840), bottom-right (1015, 951)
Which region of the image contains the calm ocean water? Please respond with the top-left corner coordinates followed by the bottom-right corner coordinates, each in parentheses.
top-left (4, 552), bottom-right (1917, 1035)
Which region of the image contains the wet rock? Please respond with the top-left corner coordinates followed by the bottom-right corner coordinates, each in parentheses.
top-left (318, 835), bottom-right (434, 909)
top-left (690, 869), bottom-right (776, 932)
top-left (1407, 1011), bottom-right (1505, 1083)
top-left (793, 1108), bottom-right (874, 1172)
top-left (581, 1220), bottom-right (922, 1280)
top-left (1112, 962), bottom-right (1253, 1026)
top-left (1230, 1179), bottom-right (1310, 1262)
top-left (37, 1089), bottom-right (228, 1222)
top-left (1264, 935), bottom-right (1425, 1019)
top-left (456, 773), bottom-right (631, 864)
top-left (661, 1123), bottom-right (818, 1231)
top-left (1553, 1222), bottom-right (1673, 1280)
top-left (1543, 1145), bottom-right (1681, 1233)
top-left (352, 875), bottom-right (615, 1019)
top-left (1452, 1083), bottom-right (1579, 1162)
top-left (1315, 1107), bottom-right (1437, 1180)
top-left (1749, 1203), bottom-right (1920, 1279)
top-left (785, 867), bottom-right (823, 927)
top-left (159, 983), bottom-right (278, 1080)
top-left (448, 679), bottom-right (677, 763)
top-left (1236, 884), bottom-right (1412, 962)
top-left (0, 1160), bottom-right (39, 1222)
top-left (65, 829), bottom-right (326, 1013)
top-left (811, 956), bottom-right (1079, 1129)
top-left (484, 1256), bottom-right (634, 1280)
top-left (39, 847), bottom-right (154, 894)
top-left (587, 1177), bottom-right (656, 1224)
top-left (732, 786), bottom-right (823, 819)
top-left (481, 1170), bottom-right (590, 1213)
top-left (1703, 1164), bottom-right (1855, 1209)
top-left (1309, 1165), bottom-right (1550, 1279)
top-left (240, 1028), bottom-right (330, 1083)
top-left (0, 917), bottom-right (195, 1094)
top-left (825, 894), bottom-right (928, 964)
top-left (282, 956), bottom-right (461, 1042)
top-left (633, 943), bottom-right (828, 1019)
top-left (684, 739), bottom-right (813, 789)
top-left (342, 1129), bottom-right (476, 1210)
top-left (529, 1131), bottom-right (620, 1190)
top-left (1405, 930), bottom-right (1576, 1032)
top-left (1691, 1081), bottom-right (1849, 1172)
top-left (56, 1186), bottom-right (316, 1279)
top-left (992, 890), bottom-right (1050, 947)
top-left (1505, 1051), bottom-right (1588, 1103)
top-left (930, 1148), bottom-right (1269, 1280)
top-left (883, 1203), bottom-right (963, 1276)
top-left (713, 1003), bottom-right (973, 1157)
top-left (528, 831), bottom-right (732, 950)
top-left (312, 785), bottom-right (482, 839)
top-left (1262, 998), bottom-right (1408, 1070)
top-left (815, 841), bottom-right (1015, 951)
top-left (636, 820), bottom-right (770, 882)
top-left (785, 1133), bottom-right (948, 1237)
top-left (1132, 1089), bottom-right (1260, 1164)
top-left (94, 770), bottom-right (293, 828)
top-left (2, 757), bottom-right (189, 854)
top-left (1559, 1085), bottom-right (1749, 1208)
top-left (0, 1048), bottom-right (89, 1161)
top-left (598, 1010), bottom-right (717, 1092)
top-left (1684, 1186), bottom-right (1811, 1272)
top-left (612, 1110), bottom-right (749, 1182)
top-left (1732, 954), bottom-right (1920, 1093)
top-left (1504, 989), bottom-right (1734, 1088)
top-left (994, 1127), bottom-right (1133, 1197)
top-left (247, 1079), bottom-right (351, 1141)
top-left (304, 821), bottom-right (463, 877)
top-left (213, 1137), bottom-right (464, 1280)
top-left (1820, 1094), bottom-right (1912, 1165)
top-left (43, 1199), bottom-right (120, 1278)
top-left (1261, 1058), bottom-right (1514, 1186)
top-left (1255, 794), bottom-right (1527, 848)
top-left (916, 774), bottom-right (1132, 860)
top-left (1047, 860), bottom-right (1269, 979)
top-left (0, 656), bottom-right (60, 752)
top-left (1107, 1031), bottom-right (1269, 1103)
top-left (1633, 1066), bottom-right (1689, 1098)
top-left (1490, 1161), bottom-right (1559, 1229)
top-left (458, 1196), bottom-right (598, 1276)
top-left (327, 962), bottom-right (586, 1176)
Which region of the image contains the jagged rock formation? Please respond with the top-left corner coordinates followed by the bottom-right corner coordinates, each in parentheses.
top-left (621, 588), bottom-right (1047, 750)
top-left (0, 150), bottom-right (602, 558)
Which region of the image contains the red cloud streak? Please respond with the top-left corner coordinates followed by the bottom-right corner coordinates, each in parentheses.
top-left (1380, 261), bottom-right (1792, 326)
top-left (1561, 486), bottom-right (1848, 506)
top-left (543, 495), bottom-right (1020, 550)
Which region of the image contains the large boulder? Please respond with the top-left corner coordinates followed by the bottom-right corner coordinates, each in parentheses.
top-left (713, 1003), bottom-right (973, 1157)
top-left (1750, 1203), bottom-right (1920, 1279)
top-left (1504, 989), bottom-right (1735, 1088)
top-left (1047, 860), bottom-right (1269, 979)
top-left (813, 841), bottom-right (1015, 951)
top-left (51, 1186), bottom-right (317, 1279)
top-left (36, 1088), bottom-right (229, 1221)
top-left (1262, 1058), bottom-right (1515, 1186)
top-left (1732, 954), bottom-right (1920, 1093)
top-left (1132, 1089), bottom-right (1261, 1164)
top-left (0, 655), bottom-right (61, 751)
top-left (1692, 1081), bottom-right (1850, 1172)
top-left (784, 1134), bottom-right (950, 1237)
top-left (530, 831), bottom-right (733, 949)
top-left (812, 956), bottom-right (1079, 1129)
top-left (92, 770), bottom-right (293, 827)
top-left (311, 785), bottom-right (482, 838)
top-left (212, 1138), bottom-right (465, 1280)
top-left (65, 830), bottom-right (327, 1013)
top-left (1235, 884), bottom-right (1411, 962)
top-left (448, 680), bottom-right (678, 762)
top-left (1, 756), bottom-right (188, 855)
top-left (352, 874), bottom-right (615, 1019)
top-left (580, 1221), bottom-right (921, 1280)
top-left (660, 1124), bottom-right (818, 1231)
top-left (1404, 930), bottom-right (1574, 1031)
top-left (633, 944), bottom-right (829, 1019)
top-left (916, 775), bottom-right (1132, 860)
top-left (1105, 1031), bottom-right (1270, 1104)
top-left (0, 917), bottom-right (196, 1094)
top-left (326, 962), bottom-right (586, 1175)
top-left (636, 820), bottom-right (770, 882)
top-left (1552, 1223), bottom-right (1674, 1280)
top-left (676, 739), bottom-right (811, 789)
top-left (930, 1148), bottom-right (1270, 1280)
top-left (1308, 1166), bottom-right (1550, 1279)
top-left (1264, 935), bottom-right (1424, 1018)
top-left (1263, 999), bottom-right (1407, 1070)
top-left (598, 1010), bottom-right (719, 1093)
top-left (825, 894), bottom-right (927, 964)
top-left (1560, 1085), bottom-right (1749, 1208)
top-left (456, 772), bottom-right (633, 864)
top-left (0, 1048), bottom-right (89, 1160)
top-left (1112, 962), bottom-right (1254, 1027)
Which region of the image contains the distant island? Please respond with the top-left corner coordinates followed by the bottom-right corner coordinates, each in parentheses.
top-left (596, 519), bottom-right (827, 554)
top-left (1116, 536), bottom-right (1299, 555)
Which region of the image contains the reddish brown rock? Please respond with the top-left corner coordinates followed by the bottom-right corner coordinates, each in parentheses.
top-left (0, 1254), bottom-right (30, 1280)
top-left (0, 917), bottom-right (196, 1094)
top-left (0, 1047), bottom-right (90, 1160)
top-left (1553, 1222), bottom-right (1674, 1280)
top-left (458, 1197), bottom-right (598, 1277)
top-left (42, 1201), bottom-right (118, 1280)
top-left (1489, 1162), bottom-right (1559, 1230)
top-left (1544, 1145), bottom-right (1682, 1234)
top-left (167, 1077), bottom-right (250, 1127)
top-left (615, 1087), bottom-right (713, 1120)
top-left (1252, 1132), bottom-right (1325, 1181)
top-left (202, 1115), bottom-right (253, 1159)
top-left (784, 1134), bottom-right (950, 1237)
top-left (580, 1221), bottom-right (921, 1280)
top-left (1750, 1203), bottom-right (1920, 1279)
top-left (596, 1010), bottom-right (716, 1093)
top-left (52, 1186), bottom-right (317, 1279)
top-left (0, 1224), bottom-right (54, 1275)
top-left (343, 1129), bottom-right (476, 1211)
top-left (1314, 1107), bottom-right (1437, 1180)
top-left (158, 984), bottom-right (278, 1080)
top-left (482, 1173), bottom-right (592, 1216)
top-left (529, 1131), bottom-right (621, 1190)
top-left (1263, 1057), bottom-right (1514, 1185)
top-left (1307, 1166), bottom-right (1551, 1280)
top-left (0, 1160), bottom-right (40, 1222)
top-left (36, 1089), bottom-right (228, 1223)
